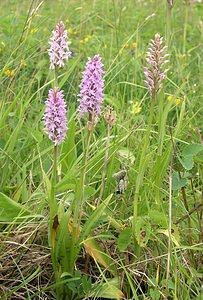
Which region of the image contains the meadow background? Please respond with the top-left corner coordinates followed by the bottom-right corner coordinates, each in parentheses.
top-left (0, 0), bottom-right (203, 299)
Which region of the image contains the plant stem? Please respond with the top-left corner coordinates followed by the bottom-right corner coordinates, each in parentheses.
top-left (170, 129), bottom-right (192, 245)
top-left (81, 115), bottom-right (93, 208)
top-left (98, 123), bottom-right (111, 203)
top-left (174, 203), bottom-right (203, 225)
top-left (166, 0), bottom-right (173, 46)
top-left (69, 114), bottom-right (94, 274)
top-left (133, 92), bottom-right (156, 232)
top-left (196, 128), bottom-right (203, 246)
top-left (49, 145), bottom-right (63, 298)
top-left (183, 2), bottom-right (188, 54)
top-left (180, 183), bottom-right (192, 245)
top-left (166, 152), bottom-right (173, 298)
top-left (50, 145), bottom-right (58, 226)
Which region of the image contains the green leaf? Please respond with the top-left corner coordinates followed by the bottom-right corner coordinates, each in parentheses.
top-left (58, 57), bottom-right (81, 89)
top-left (182, 143), bottom-right (203, 156)
top-left (179, 144), bottom-right (203, 171)
top-left (148, 210), bottom-right (167, 227)
top-left (83, 237), bottom-right (117, 276)
top-left (55, 168), bottom-right (78, 192)
top-left (0, 87), bottom-right (23, 129)
top-left (158, 225), bottom-right (180, 246)
top-left (179, 155), bottom-right (193, 170)
top-left (54, 208), bottom-right (74, 274)
top-left (135, 217), bottom-right (151, 247)
top-left (161, 279), bottom-right (175, 290)
top-left (117, 148), bottom-right (135, 164)
top-left (60, 272), bottom-right (73, 278)
top-left (117, 227), bottom-right (132, 251)
top-left (42, 169), bottom-right (51, 198)
top-left (84, 186), bottom-right (96, 200)
top-left (61, 112), bottom-right (77, 172)
top-left (80, 194), bottom-right (113, 242)
top-left (104, 94), bottom-right (119, 109)
top-left (81, 275), bottom-right (92, 293)
top-left (172, 172), bottom-right (187, 190)
top-left (150, 288), bottom-right (160, 300)
top-left (8, 112), bottom-right (15, 117)
top-left (182, 172), bottom-right (191, 179)
top-left (31, 130), bottom-right (43, 143)
top-left (0, 192), bottom-right (30, 222)
top-left (94, 278), bottom-right (124, 299)
top-left (0, 139), bottom-right (6, 149)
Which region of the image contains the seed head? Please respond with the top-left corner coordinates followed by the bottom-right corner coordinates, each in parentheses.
top-left (103, 106), bottom-right (116, 128)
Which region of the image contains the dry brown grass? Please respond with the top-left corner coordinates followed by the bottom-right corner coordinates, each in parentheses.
top-left (0, 222), bottom-right (55, 300)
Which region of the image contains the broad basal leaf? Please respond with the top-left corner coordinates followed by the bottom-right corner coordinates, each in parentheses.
top-left (179, 155), bottom-right (194, 170)
top-left (117, 227), bottom-right (132, 251)
top-left (80, 194), bottom-right (113, 241)
top-left (83, 237), bottom-right (117, 276)
top-left (0, 192), bottom-right (31, 222)
top-left (94, 278), bottom-right (124, 299)
top-left (135, 217), bottom-right (151, 247)
top-left (172, 172), bottom-right (187, 190)
top-left (179, 143), bottom-right (203, 171)
top-left (149, 210), bottom-right (167, 227)
top-left (182, 143), bottom-right (203, 157)
top-left (158, 225), bottom-right (180, 246)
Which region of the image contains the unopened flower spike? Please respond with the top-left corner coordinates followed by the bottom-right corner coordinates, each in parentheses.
top-left (48, 21), bottom-right (71, 69)
top-left (144, 33), bottom-right (169, 95)
top-left (78, 54), bottom-right (105, 118)
top-left (104, 106), bottom-right (116, 128)
top-left (43, 87), bottom-right (68, 145)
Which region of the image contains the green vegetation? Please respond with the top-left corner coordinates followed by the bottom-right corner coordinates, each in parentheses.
top-left (0, 0), bottom-right (202, 299)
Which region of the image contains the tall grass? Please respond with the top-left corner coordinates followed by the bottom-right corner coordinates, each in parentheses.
top-left (0, 0), bottom-right (202, 299)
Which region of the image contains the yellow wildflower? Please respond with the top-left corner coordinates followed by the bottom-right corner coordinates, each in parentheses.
top-left (174, 98), bottom-right (181, 105)
top-left (167, 95), bottom-right (173, 101)
top-left (132, 42), bottom-right (137, 49)
top-left (68, 27), bottom-right (73, 34)
top-left (124, 43), bottom-right (129, 49)
top-left (4, 69), bottom-right (15, 76)
top-left (31, 28), bottom-right (38, 34)
top-left (4, 70), bottom-right (10, 75)
top-left (131, 102), bottom-right (142, 114)
top-left (20, 59), bottom-right (27, 66)
top-left (10, 70), bottom-right (15, 76)
top-left (80, 39), bottom-right (84, 44)
top-left (180, 54), bottom-right (186, 59)
top-left (83, 35), bottom-right (92, 43)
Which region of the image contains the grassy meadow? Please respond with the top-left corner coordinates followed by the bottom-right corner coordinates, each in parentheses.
top-left (0, 0), bottom-right (203, 299)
